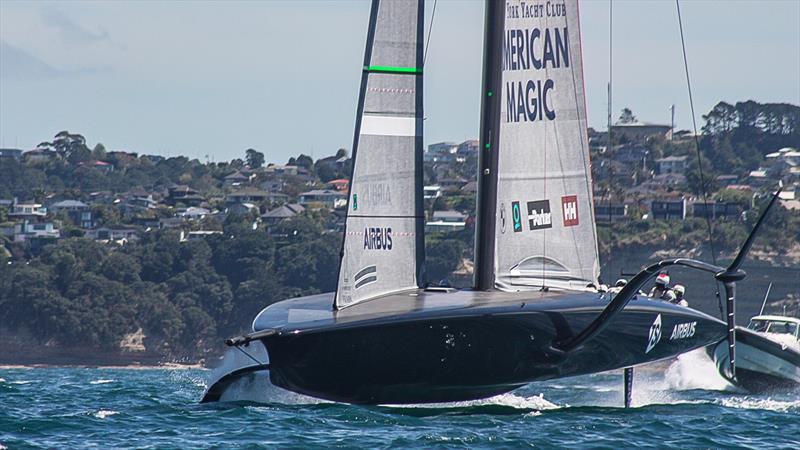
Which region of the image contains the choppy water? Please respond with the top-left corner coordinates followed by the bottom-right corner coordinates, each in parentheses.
top-left (2, 350), bottom-right (798, 449)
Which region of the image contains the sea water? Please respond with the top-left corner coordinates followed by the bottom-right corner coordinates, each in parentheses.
top-left (2, 350), bottom-right (798, 449)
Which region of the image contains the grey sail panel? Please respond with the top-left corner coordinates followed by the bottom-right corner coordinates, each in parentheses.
top-left (493, 0), bottom-right (599, 291)
top-left (335, 0), bottom-right (424, 309)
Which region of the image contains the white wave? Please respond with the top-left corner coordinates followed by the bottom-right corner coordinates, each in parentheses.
top-left (217, 370), bottom-right (326, 405)
top-left (384, 392), bottom-right (560, 411)
top-left (664, 348), bottom-right (734, 391)
top-left (90, 379), bottom-right (115, 385)
top-left (93, 410), bottom-right (118, 419)
top-left (0, 378), bottom-right (5, 383)
top-left (719, 396), bottom-right (800, 413)
top-left (9, 380), bottom-right (31, 385)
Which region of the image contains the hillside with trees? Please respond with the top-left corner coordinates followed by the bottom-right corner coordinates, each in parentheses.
top-left (1, 99), bottom-right (798, 365)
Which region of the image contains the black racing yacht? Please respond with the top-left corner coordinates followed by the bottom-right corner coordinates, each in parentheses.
top-left (202, 0), bottom-right (779, 405)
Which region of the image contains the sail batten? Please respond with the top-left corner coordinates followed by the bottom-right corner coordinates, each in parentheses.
top-left (334, 0), bottom-right (425, 309)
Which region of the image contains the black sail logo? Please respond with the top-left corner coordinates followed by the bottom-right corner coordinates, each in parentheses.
top-left (526, 200), bottom-right (552, 230)
top-left (363, 227), bottom-right (393, 250)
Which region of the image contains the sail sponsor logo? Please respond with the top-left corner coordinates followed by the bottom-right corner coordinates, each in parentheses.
top-left (645, 314), bottom-right (662, 354)
top-left (561, 195), bottom-right (579, 227)
top-left (669, 322), bottom-right (696, 341)
top-left (352, 194), bottom-right (358, 211)
top-left (364, 182), bottom-right (392, 207)
top-left (506, 1), bottom-right (568, 19)
top-left (506, 79), bottom-right (556, 123)
top-left (363, 227), bottom-right (392, 250)
top-left (511, 202), bottom-right (523, 232)
top-left (502, 3), bottom-right (572, 124)
top-left (354, 265), bottom-right (377, 290)
top-left (526, 200), bottom-right (552, 230)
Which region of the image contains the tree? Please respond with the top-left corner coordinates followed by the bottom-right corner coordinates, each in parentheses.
top-left (92, 143), bottom-right (107, 161)
top-left (295, 154), bottom-right (314, 170)
top-left (245, 148), bottom-right (265, 169)
top-left (618, 108), bottom-right (637, 124)
top-left (335, 148), bottom-right (348, 158)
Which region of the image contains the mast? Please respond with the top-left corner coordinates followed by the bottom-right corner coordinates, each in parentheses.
top-left (474, 0), bottom-right (505, 291)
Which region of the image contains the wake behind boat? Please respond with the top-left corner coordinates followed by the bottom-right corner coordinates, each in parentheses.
top-left (202, 0), bottom-right (780, 405)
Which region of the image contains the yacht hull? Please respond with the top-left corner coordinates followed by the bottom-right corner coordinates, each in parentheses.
top-left (710, 326), bottom-right (800, 393)
top-left (204, 289), bottom-right (726, 404)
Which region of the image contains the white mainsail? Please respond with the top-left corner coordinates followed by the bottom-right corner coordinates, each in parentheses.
top-left (334, 0), bottom-right (425, 309)
top-left (491, 0), bottom-right (600, 291)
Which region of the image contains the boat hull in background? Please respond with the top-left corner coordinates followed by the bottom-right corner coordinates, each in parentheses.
top-left (710, 326), bottom-right (800, 393)
top-left (212, 289), bottom-right (727, 404)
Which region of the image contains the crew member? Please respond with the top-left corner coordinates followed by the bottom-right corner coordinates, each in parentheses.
top-left (649, 273), bottom-right (671, 300)
top-left (673, 284), bottom-right (689, 307)
top-left (609, 278), bottom-right (627, 295)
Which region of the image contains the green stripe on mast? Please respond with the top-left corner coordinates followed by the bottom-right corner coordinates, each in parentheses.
top-left (364, 65), bottom-right (422, 74)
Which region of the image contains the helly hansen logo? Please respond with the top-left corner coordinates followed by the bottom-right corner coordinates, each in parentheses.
top-left (562, 195), bottom-right (579, 227)
top-left (526, 200), bottom-right (552, 230)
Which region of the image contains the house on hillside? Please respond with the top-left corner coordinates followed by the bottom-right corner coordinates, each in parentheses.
top-left (167, 185), bottom-right (204, 206)
top-left (594, 201), bottom-right (629, 223)
top-left (655, 155), bottom-right (688, 175)
top-left (425, 142), bottom-right (459, 163)
top-left (424, 185), bottom-right (442, 200)
top-left (177, 207), bottom-right (211, 220)
top-left (692, 201), bottom-right (744, 221)
top-left (50, 200), bottom-right (94, 228)
top-left (259, 180), bottom-right (285, 193)
top-left (226, 188), bottom-right (278, 206)
top-left (457, 140), bottom-right (479, 157)
top-left (425, 210), bottom-right (467, 233)
top-left (640, 173), bottom-right (686, 190)
top-left (650, 196), bottom-right (686, 220)
top-left (611, 144), bottom-right (649, 167)
top-left (223, 170), bottom-right (251, 187)
top-left (119, 190), bottom-right (158, 214)
top-left (23, 148), bottom-right (59, 163)
top-left (87, 226), bottom-right (139, 243)
top-left (8, 201), bottom-right (47, 221)
top-left (80, 160), bottom-right (114, 174)
top-left (261, 204), bottom-right (305, 226)
top-left (226, 202), bottom-right (258, 216)
top-left (610, 122), bottom-right (672, 143)
top-left (0, 148), bottom-right (22, 161)
top-left (10, 221), bottom-right (60, 241)
top-left (181, 230), bottom-right (223, 242)
top-left (327, 179), bottom-right (350, 192)
top-left (298, 189), bottom-right (346, 209)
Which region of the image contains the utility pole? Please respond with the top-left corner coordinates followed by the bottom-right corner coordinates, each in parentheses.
top-left (669, 104), bottom-right (675, 141)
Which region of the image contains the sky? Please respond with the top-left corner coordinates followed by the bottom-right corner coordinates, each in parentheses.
top-left (1, 0), bottom-right (798, 164)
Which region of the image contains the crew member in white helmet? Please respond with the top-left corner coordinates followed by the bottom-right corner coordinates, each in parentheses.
top-left (672, 284), bottom-right (689, 307)
top-left (609, 278), bottom-right (628, 295)
top-left (649, 273), bottom-right (671, 300)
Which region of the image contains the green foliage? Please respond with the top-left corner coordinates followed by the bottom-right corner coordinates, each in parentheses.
top-left (0, 220), bottom-right (345, 359)
top-left (245, 148), bottom-right (265, 169)
top-left (425, 237), bottom-right (465, 283)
